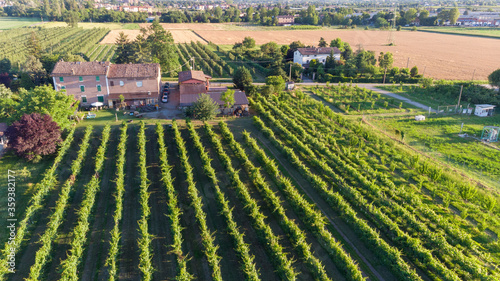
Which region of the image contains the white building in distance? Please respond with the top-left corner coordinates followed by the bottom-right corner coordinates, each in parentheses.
top-left (293, 47), bottom-right (341, 68)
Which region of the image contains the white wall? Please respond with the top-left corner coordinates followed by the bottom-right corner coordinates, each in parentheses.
top-left (293, 51), bottom-right (340, 66)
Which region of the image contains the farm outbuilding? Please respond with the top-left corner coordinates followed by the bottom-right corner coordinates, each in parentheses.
top-left (481, 126), bottom-right (500, 142)
top-left (474, 104), bottom-right (496, 117)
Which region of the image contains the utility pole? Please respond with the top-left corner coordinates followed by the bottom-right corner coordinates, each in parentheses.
top-left (383, 67), bottom-right (387, 84)
top-left (406, 57), bottom-right (410, 69)
top-left (457, 85), bottom-right (463, 109)
top-left (471, 69), bottom-right (476, 83)
top-left (191, 57), bottom-right (195, 70)
top-left (289, 63), bottom-right (292, 81)
top-left (422, 66), bottom-right (426, 77)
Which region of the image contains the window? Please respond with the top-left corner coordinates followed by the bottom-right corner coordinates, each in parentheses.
top-left (119, 81), bottom-right (124, 86)
top-left (59, 77), bottom-right (64, 82)
top-left (79, 76), bottom-right (83, 82)
top-left (97, 85), bottom-right (102, 92)
top-left (110, 81), bottom-right (114, 86)
top-left (97, 96), bottom-right (104, 102)
top-left (81, 96), bottom-right (87, 103)
top-left (80, 85), bottom-right (85, 92)
top-left (96, 76), bottom-right (100, 82)
top-left (136, 81), bottom-right (143, 87)
top-left (306, 60), bottom-right (310, 63)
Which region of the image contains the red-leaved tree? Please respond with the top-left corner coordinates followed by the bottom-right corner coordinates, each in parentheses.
top-left (5, 113), bottom-right (62, 161)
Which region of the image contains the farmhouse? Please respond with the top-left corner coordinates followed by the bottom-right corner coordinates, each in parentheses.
top-left (51, 61), bottom-right (161, 108)
top-left (293, 47), bottom-right (341, 68)
top-left (178, 70), bottom-right (248, 112)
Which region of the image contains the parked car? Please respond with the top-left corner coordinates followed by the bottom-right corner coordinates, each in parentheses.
top-left (164, 82), bottom-right (170, 88)
top-left (161, 95), bottom-right (168, 103)
top-left (163, 88), bottom-right (169, 94)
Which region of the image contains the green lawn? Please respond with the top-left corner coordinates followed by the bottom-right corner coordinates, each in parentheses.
top-left (369, 113), bottom-right (500, 190)
top-left (0, 17), bottom-right (41, 30)
top-left (417, 26), bottom-right (500, 39)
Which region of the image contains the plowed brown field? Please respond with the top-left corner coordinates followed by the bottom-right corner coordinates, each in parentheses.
top-left (195, 29), bottom-right (500, 80)
top-left (100, 24), bottom-right (500, 80)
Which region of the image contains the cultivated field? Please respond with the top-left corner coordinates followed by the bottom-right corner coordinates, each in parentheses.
top-left (0, 17), bottom-right (40, 30)
top-left (100, 29), bottom-right (205, 44)
top-left (2, 91), bottom-right (500, 280)
top-left (194, 29), bottom-right (500, 81)
top-left (103, 25), bottom-right (500, 80)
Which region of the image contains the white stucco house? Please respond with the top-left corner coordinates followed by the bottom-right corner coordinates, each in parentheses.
top-left (293, 47), bottom-right (341, 68)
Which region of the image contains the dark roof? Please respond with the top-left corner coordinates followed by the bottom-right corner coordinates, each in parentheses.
top-left (178, 70), bottom-right (212, 83)
top-left (51, 61), bottom-right (110, 76)
top-left (297, 47), bottom-right (340, 55)
top-left (180, 91), bottom-right (248, 107)
top-left (108, 63), bottom-right (160, 78)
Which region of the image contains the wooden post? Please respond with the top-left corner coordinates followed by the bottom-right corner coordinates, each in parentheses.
top-left (406, 57), bottom-right (410, 68)
top-left (383, 67), bottom-right (387, 84)
top-left (457, 85), bottom-right (463, 110)
top-left (422, 66), bottom-right (426, 77)
top-left (289, 63), bottom-right (292, 81)
top-left (471, 69), bottom-right (476, 83)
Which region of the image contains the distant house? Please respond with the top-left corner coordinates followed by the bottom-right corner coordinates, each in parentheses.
top-left (277, 15), bottom-right (295, 26)
top-left (178, 70), bottom-right (249, 111)
top-left (293, 47), bottom-right (341, 68)
top-left (51, 61), bottom-right (161, 108)
top-left (474, 104), bottom-right (496, 117)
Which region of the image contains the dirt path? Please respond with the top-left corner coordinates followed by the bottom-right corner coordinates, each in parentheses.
top-left (10, 129), bottom-right (84, 281)
top-left (145, 125), bottom-right (177, 281)
top-left (118, 125), bottom-right (141, 281)
top-left (80, 127), bottom-right (119, 280)
top-left (356, 84), bottom-right (435, 112)
top-left (227, 118), bottom-right (395, 281)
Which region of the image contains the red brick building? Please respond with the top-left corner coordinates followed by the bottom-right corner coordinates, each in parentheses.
top-left (178, 70), bottom-right (248, 110)
top-left (51, 61), bottom-right (161, 108)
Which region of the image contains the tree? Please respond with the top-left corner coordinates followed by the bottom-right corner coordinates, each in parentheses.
top-left (330, 38), bottom-right (344, 51)
top-left (221, 89), bottom-right (235, 108)
top-left (488, 69), bottom-right (500, 88)
top-left (188, 94), bottom-right (220, 121)
top-left (233, 66), bottom-right (253, 91)
top-left (146, 21), bottom-right (179, 75)
top-left (242, 36), bottom-right (256, 49)
top-left (0, 84), bottom-right (17, 118)
top-left (22, 55), bottom-right (46, 87)
top-left (261, 85), bottom-right (274, 97)
top-left (449, 7), bottom-right (460, 25)
top-left (265, 75), bottom-right (285, 93)
top-left (15, 85), bottom-right (78, 129)
top-left (410, 66), bottom-right (419, 77)
top-left (114, 32), bottom-right (134, 64)
top-left (63, 10), bottom-right (79, 28)
top-left (378, 52), bottom-right (394, 69)
top-left (5, 113), bottom-right (62, 161)
top-left (318, 37), bottom-right (327, 47)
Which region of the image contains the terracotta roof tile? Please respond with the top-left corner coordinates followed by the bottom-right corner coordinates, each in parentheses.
top-left (51, 61), bottom-right (110, 76)
top-left (178, 70), bottom-right (212, 82)
top-left (297, 47), bottom-right (340, 55)
top-left (108, 63), bottom-right (160, 78)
